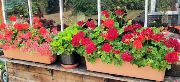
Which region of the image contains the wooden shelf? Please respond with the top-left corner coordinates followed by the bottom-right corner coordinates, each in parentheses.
top-left (0, 56), bottom-right (179, 82)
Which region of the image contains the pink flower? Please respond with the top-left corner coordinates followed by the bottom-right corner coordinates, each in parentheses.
top-left (51, 27), bottom-right (59, 34)
top-left (22, 32), bottom-right (32, 39)
top-left (33, 36), bottom-right (40, 41)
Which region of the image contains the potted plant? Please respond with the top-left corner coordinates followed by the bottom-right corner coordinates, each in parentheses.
top-left (75, 10), bottom-right (180, 81)
top-left (0, 16), bottom-right (57, 64)
top-left (51, 25), bottom-right (80, 69)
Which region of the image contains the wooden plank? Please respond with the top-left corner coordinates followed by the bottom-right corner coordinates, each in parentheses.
top-left (0, 57), bottom-right (179, 82)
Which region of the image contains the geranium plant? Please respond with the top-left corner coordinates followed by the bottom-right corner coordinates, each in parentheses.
top-left (0, 16), bottom-right (58, 58)
top-left (75, 10), bottom-right (180, 70)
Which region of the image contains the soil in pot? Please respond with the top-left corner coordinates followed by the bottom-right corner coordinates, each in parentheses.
top-left (60, 52), bottom-right (80, 69)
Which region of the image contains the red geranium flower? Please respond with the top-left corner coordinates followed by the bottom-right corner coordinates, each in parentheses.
top-left (121, 51), bottom-right (133, 62)
top-left (81, 38), bottom-right (93, 46)
top-left (105, 28), bottom-right (119, 41)
top-left (141, 28), bottom-right (154, 40)
top-left (133, 23), bottom-right (142, 29)
top-left (9, 16), bottom-right (17, 22)
top-left (124, 25), bottom-right (134, 32)
top-left (86, 43), bottom-right (97, 54)
top-left (164, 38), bottom-right (180, 53)
top-left (33, 17), bottom-right (40, 23)
top-left (39, 27), bottom-right (47, 36)
top-left (133, 39), bottom-right (142, 49)
top-left (113, 50), bottom-right (120, 54)
top-left (103, 19), bottom-right (114, 28)
top-left (122, 34), bottom-right (133, 44)
top-left (71, 31), bottom-right (85, 47)
top-left (14, 23), bottom-right (23, 31)
top-left (77, 21), bottom-right (85, 27)
top-left (101, 10), bottom-right (110, 18)
top-left (165, 52), bottom-right (179, 64)
top-left (23, 23), bottom-right (29, 30)
top-left (124, 24), bottom-right (142, 32)
top-left (102, 43), bottom-right (112, 53)
top-left (115, 9), bottom-right (125, 15)
top-left (0, 23), bottom-right (6, 29)
top-left (86, 20), bottom-right (96, 29)
top-left (136, 33), bottom-right (145, 42)
top-left (152, 34), bottom-right (164, 42)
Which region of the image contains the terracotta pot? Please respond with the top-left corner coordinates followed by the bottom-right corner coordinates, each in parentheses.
top-left (3, 48), bottom-right (56, 64)
top-left (86, 59), bottom-right (165, 81)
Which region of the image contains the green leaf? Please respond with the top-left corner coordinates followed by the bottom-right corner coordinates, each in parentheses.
top-left (114, 22), bottom-right (119, 28)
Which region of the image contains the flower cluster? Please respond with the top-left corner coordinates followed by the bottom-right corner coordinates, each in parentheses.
top-left (124, 24), bottom-right (142, 32)
top-left (72, 31), bottom-right (97, 54)
top-left (104, 28), bottom-right (119, 41)
top-left (0, 16), bottom-right (58, 56)
top-left (164, 38), bottom-right (180, 53)
top-left (74, 10), bottom-right (180, 70)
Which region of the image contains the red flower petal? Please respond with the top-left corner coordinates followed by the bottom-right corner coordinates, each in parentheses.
top-left (9, 16), bottom-right (17, 22)
top-left (103, 19), bottom-right (114, 28)
top-left (102, 43), bottom-right (112, 53)
top-left (165, 52), bottom-right (179, 64)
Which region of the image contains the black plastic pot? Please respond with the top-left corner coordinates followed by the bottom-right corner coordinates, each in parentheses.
top-left (166, 64), bottom-right (180, 77)
top-left (60, 52), bottom-right (80, 65)
top-left (60, 52), bottom-right (80, 69)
